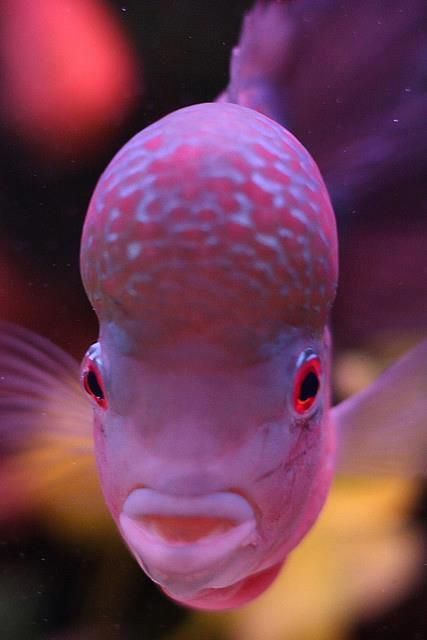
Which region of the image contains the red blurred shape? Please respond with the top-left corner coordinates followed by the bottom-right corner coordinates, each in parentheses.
top-left (1, 0), bottom-right (139, 158)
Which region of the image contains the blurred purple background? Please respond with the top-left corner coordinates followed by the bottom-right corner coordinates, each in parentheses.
top-left (0, 1), bottom-right (426, 638)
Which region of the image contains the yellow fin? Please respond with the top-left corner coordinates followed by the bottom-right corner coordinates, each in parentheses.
top-left (333, 340), bottom-right (427, 476)
top-left (0, 322), bottom-right (111, 540)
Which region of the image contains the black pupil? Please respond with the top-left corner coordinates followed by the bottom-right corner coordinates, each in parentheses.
top-left (87, 370), bottom-right (104, 400)
top-left (300, 370), bottom-right (319, 401)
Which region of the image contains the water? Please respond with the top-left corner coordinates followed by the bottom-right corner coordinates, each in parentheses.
top-left (0, 1), bottom-right (426, 638)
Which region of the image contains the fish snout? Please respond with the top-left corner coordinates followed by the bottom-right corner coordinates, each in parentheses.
top-left (119, 488), bottom-right (257, 575)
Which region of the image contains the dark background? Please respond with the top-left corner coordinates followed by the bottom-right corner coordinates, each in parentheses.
top-left (0, 1), bottom-right (426, 638)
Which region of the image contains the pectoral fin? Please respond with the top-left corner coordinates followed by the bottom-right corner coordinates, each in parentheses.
top-left (333, 340), bottom-right (427, 476)
top-left (0, 323), bottom-right (106, 536)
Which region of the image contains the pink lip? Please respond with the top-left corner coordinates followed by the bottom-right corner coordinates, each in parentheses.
top-left (119, 488), bottom-right (257, 575)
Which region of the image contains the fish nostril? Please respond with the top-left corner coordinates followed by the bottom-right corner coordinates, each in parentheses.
top-left (139, 515), bottom-right (237, 544)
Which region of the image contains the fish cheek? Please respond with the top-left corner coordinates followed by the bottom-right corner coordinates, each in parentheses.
top-left (257, 412), bottom-right (330, 556)
top-left (281, 412), bottom-right (335, 550)
top-left (92, 409), bottom-right (126, 520)
top-left (92, 410), bottom-right (114, 509)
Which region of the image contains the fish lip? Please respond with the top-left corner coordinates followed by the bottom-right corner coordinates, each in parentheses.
top-left (119, 488), bottom-right (257, 575)
top-left (122, 488), bottom-right (255, 523)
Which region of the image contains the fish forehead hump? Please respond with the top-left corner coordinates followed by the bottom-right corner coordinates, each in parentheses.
top-left (80, 102), bottom-right (337, 353)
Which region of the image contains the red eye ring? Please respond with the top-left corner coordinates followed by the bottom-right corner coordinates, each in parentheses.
top-left (81, 347), bottom-right (108, 410)
top-left (294, 354), bottom-right (321, 415)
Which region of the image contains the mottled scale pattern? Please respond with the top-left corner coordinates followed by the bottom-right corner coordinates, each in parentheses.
top-left (81, 103), bottom-right (337, 349)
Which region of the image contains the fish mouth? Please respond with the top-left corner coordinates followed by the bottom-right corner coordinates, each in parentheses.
top-left (119, 488), bottom-right (257, 576)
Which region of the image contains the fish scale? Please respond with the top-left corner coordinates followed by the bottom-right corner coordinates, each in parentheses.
top-left (81, 102), bottom-right (337, 350)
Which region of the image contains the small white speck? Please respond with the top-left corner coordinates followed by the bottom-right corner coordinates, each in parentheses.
top-left (289, 185), bottom-right (303, 200)
top-left (230, 212), bottom-right (252, 228)
top-left (392, 118), bottom-right (399, 123)
top-left (278, 228), bottom-right (294, 239)
top-left (256, 233), bottom-right (279, 250)
top-left (273, 160), bottom-right (291, 177)
top-left (234, 191), bottom-right (254, 216)
top-left (252, 171), bottom-right (283, 194)
top-left (273, 194), bottom-right (285, 208)
top-left (127, 242), bottom-right (142, 260)
top-left (109, 207), bottom-right (121, 222)
top-left (136, 210), bottom-right (151, 223)
top-left (290, 207), bottom-right (308, 225)
top-left (202, 166), bottom-right (245, 183)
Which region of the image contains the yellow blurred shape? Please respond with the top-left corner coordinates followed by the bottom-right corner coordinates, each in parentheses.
top-left (171, 477), bottom-right (422, 640)
top-left (0, 433), bottom-right (113, 543)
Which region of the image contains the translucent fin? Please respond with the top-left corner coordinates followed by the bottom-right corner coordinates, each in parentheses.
top-left (0, 322), bottom-right (105, 534)
top-left (225, 0), bottom-right (427, 214)
top-left (334, 340), bottom-right (427, 476)
top-left (0, 321), bottom-right (92, 453)
top-left (284, 0), bottom-right (427, 213)
top-left (221, 0), bottom-right (294, 125)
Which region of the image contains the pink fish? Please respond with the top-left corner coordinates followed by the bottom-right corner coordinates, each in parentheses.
top-left (1, 0), bottom-right (426, 613)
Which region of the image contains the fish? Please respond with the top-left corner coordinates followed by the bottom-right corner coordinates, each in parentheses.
top-left (0, 0), bottom-right (427, 614)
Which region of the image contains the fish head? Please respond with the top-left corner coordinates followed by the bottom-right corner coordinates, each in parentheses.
top-left (79, 102), bottom-right (338, 609)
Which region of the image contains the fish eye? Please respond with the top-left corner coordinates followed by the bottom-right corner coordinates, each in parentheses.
top-left (293, 351), bottom-right (321, 415)
top-left (81, 346), bottom-right (107, 409)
